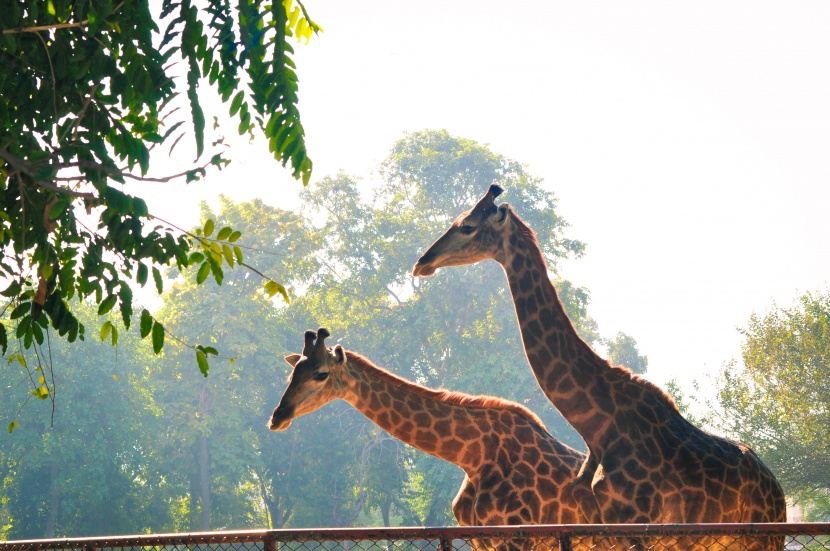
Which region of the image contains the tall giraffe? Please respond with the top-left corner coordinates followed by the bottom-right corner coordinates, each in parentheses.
top-left (413, 185), bottom-right (786, 549)
top-left (269, 328), bottom-right (587, 550)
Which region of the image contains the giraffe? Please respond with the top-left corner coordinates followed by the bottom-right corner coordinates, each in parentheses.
top-left (269, 328), bottom-right (588, 551)
top-left (412, 185), bottom-right (786, 550)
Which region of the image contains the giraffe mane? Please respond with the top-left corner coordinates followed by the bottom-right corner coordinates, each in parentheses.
top-left (508, 210), bottom-right (547, 271)
top-left (609, 363), bottom-right (681, 413)
top-left (344, 350), bottom-right (551, 433)
top-left (508, 210), bottom-right (681, 415)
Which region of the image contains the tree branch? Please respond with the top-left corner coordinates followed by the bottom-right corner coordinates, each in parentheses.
top-left (2, 21), bottom-right (88, 35)
top-left (34, 180), bottom-right (96, 200)
top-left (2, 2), bottom-right (124, 35)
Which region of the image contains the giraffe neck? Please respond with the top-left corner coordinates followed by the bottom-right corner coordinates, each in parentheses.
top-left (497, 213), bottom-right (618, 447)
top-left (339, 351), bottom-right (539, 473)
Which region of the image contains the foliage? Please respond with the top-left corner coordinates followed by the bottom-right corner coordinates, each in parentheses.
top-left (716, 289), bottom-right (830, 502)
top-left (663, 378), bottom-right (711, 429)
top-left (149, 201), bottom-right (310, 530)
top-left (605, 331), bottom-right (648, 374)
top-left (0, 130), bottom-right (630, 534)
top-left (0, 0), bottom-right (314, 386)
top-left (0, 301), bottom-right (174, 538)
top-left (286, 130), bottom-right (597, 521)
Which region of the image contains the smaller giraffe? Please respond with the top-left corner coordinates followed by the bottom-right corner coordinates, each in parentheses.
top-left (269, 328), bottom-right (588, 551)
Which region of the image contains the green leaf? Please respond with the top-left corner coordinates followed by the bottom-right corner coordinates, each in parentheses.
top-left (196, 261), bottom-right (211, 284)
top-left (137, 263), bottom-right (148, 286)
top-left (140, 309), bottom-right (153, 338)
top-left (153, 267), bottom-right (164, 294)
top-left (196, 350), bottom-right (209, 377)
top-left (48, 197), bottom-right (68, 220)
top-left (32, 321), bottom-right (43, 344)
top-left (209, 259), bottom-right (224, 285)
top-left (100, 320), bottom-right (113, 341)
top-left (33, 386), bottom-right (49, 400)
top-left (264, 280), bottom-right (289, 303)
top-left (16, 315), bottom-right (31, 338)
top-left (8, 421), bottom-right (18, 434)
top-left (229, 91), bottom-right (244, 117)
top-left (203, 219), bottom-right (215, 237)
top-left (228, 230), bottom-right (242, 243)
top-left (151, 321), bottom-right (165, 354)
top-left (0, 324), bottom-right (6, 355)
top-left (216, 226), bottom-right (232, 241)
top-left (119, 285), bottom-right (133, 328)
top-left (98, 294), bottom-right (117, 315)
top-left (189, 251), bottom-right (205, 264)
top-left (10, 301), bottom-right (30, 319)
top-left (222, 244), bottom-right (234, 267)
top-left (233, 246), bottom-right (243, 264)
top-left (111, 325), bottom-right (119, 346)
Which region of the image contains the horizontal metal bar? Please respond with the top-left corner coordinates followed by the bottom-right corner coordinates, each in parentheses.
top-left (1, 523), bottom-right (829, 550)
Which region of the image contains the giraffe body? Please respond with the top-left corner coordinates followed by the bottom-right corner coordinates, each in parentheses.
top-left (413, 186), bottom-right (786, 550)
top-left (269, 328), bottom-right (588, 550)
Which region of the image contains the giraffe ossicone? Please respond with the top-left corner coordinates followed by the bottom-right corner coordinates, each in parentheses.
top-left (269, 328), bottom-right (590, 550)
top-left (414, 186), bottom-right (786, 551)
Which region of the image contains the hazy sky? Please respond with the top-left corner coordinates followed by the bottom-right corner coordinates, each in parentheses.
top-left (142, 1), bottom-right (830, 394)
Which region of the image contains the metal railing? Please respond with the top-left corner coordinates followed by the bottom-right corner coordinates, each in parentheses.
top-left (2, 524), bottom-right (829, 551)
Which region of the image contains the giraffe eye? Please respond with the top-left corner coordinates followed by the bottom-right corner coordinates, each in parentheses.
top-left (460, 225), bottom-right (476, 235)
top-left (312, 371), bottom-right (329, 382)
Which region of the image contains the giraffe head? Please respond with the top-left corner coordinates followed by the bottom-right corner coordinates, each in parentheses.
top-left (413, 183), bottom-right (511, 277)
top-left (268, 327), bottom-right (346, 431)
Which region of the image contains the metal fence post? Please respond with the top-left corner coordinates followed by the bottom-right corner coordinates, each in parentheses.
top-left (439, 536), bottom-right (452, 551)
top-left (264, 533), bottom-right (276, 551)
top-left (559, 534), bottom-right (571, 551)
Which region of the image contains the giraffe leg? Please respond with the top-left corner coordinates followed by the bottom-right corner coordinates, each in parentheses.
top-left (571, 455), bottom-right (603, 523)
top-left (452, 477), bottom-right (490, 551)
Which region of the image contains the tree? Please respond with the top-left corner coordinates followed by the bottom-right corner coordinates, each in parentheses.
top-left (716, 288), bottom-right (830, 516)
top-left (0, 301), bottom-right (174, 538)
top-left (605, 331), bottom-right (648, 374)
top-left (287, 130), bottom-right (605, 522)
top-left (663, 378), bottom-right (711, 429)
top-left (148, 199), bottom-right (315, 530)
top-left (1, 131), bottom-right (632, 532)
top-left (146, 198), bottom-right (379, 530)
top-left (0, 0), bottom-right (314, 389)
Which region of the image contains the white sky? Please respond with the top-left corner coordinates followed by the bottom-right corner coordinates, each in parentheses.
top-left (142, 1), bottom-right (830, 394)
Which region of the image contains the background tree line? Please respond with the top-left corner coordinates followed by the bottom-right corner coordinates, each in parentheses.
top-left (8, 129), bottom-right (822, 538)
top-left (0, 130), bottom-right (647, 537)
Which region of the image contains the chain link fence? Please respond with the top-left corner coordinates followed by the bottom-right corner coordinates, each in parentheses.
top-left (1, 524), bottom-right (829, 551)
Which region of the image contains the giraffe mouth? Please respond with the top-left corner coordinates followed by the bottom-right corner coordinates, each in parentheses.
top-left (268, 405), bottom-right (293, 431)
top-left (412, 257), bottom-right (437, 277)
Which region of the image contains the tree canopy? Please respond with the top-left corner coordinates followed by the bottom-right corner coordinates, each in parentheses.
top-left (717, 288), bottom-right (830, 520)
top-left (2, 130), bottom-right (645, 536)
top-left (0, 0), bottom-right (314, 394)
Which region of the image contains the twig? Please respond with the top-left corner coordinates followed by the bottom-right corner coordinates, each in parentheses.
top-left (67, 83), bottom-right (101, 143)
top-left (68, 158), bottom-right (215, 183)
top-left (34, 179), bottom-right (96, 200)
top-left (33, 31), bottom-right (58, 128)
top-left (2, 21), bottom-right (88, 34)
top-left (2, 1), bottom-right (124, 35)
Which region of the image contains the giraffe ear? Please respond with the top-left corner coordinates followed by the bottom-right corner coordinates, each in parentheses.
top-left (495, 203), bottom-right (510, 226)
top-left (333, 344), bottom-right (347, 366)
top-left (284, 354), bottom-right (302, 367)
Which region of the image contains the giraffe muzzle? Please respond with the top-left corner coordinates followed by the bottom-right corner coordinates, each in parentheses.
top-left (412, 255), bottom-right (437, 277)
top-left (268, 405), bottom-right (294, 431)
